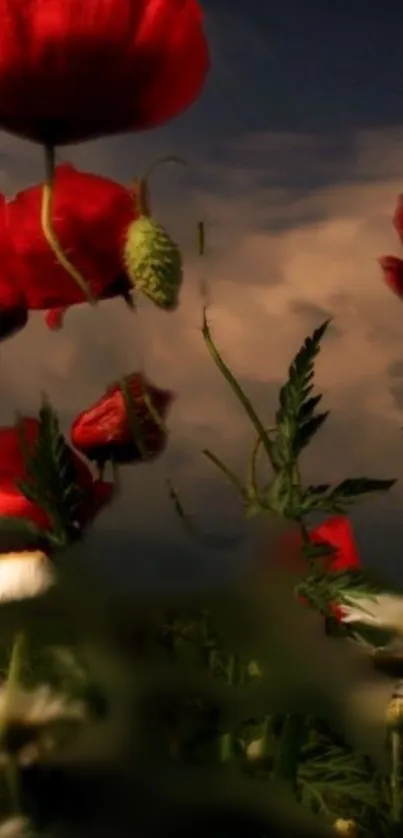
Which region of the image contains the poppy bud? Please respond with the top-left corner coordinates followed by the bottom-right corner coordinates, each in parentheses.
top-left (71, 373), bottom-right (174, 467)
top-left (124, 216), bottom-right (183, 310)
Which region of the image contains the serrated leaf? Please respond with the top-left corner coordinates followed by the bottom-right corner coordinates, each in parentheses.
top-left (271, 320), bottom-right (330, 468)
top-left (299, 745), bottom-right (382, 811)
top-left (297, 395), bottom-right (323, 423)
top-left (300, 477), bottom-right (396, 514)
top-left (328, 478), bottom-right (396, 501)
top-left (19, 397), bottom-right (86, 540)
top-left (292, 412), bottom-right (329, 457)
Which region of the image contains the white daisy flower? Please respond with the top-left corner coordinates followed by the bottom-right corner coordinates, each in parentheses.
top-left (0, 551), bottom-right (54, 602)
top-left (0, 684), bottom-right (85, 726)
top-left (341, 593), bottom-right (403, 634)
top-left (0, 817), bottom-right (31, 838)
top-left (0, 684), bottom-right (85, 765)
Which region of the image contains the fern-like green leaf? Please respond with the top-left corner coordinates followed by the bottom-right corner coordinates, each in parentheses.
top-left (270, 320), bottom-right (330, 468)
top-left (17, 398), bottom-right (85, 542)
top-left (300, 478), bottom-right (396, 514)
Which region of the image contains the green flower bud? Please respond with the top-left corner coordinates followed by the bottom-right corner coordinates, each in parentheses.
top-left (124, 215), bottom-right (182, 311)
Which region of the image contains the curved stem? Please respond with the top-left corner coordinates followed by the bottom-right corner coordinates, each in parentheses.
top-left (132, 177), bottom-right (151, 217)
top-left (246, 426), bottom-right (277, 502)
top-left (41, 145), bottom-right (95, 305)
top-left (202, 308), bottom-right (276, 468)
top-left (143, 155), bottom-right (187, 183)
top-left (132, 155), bottom-right (187, 216)
top-left (202, 448), bottom-right (247, 499)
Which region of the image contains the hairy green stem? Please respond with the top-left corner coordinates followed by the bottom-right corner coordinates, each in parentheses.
top-left (42, 144), bottom-right (95, 304)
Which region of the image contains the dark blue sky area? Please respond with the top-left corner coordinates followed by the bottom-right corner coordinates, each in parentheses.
top-left (193, 1), bottom-right (403, 139)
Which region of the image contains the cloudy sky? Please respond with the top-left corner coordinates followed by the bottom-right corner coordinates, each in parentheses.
top-left (2, 0), bottom-right (403, 591)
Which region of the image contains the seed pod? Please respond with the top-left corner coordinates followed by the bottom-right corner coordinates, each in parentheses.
top-left (124, 215), bottom-right (182, 311)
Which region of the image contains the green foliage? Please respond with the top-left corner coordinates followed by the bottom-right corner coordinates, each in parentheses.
top-left (299, 741), bottom-right (387, 823)
top-left (201, 312), bottom-right (396, 523)
top-left (0, 321), bottom-right (400, 837)
top-left (17, 398), bottom-right (85, 546)
top-left (270, 319), bottom-right (330, 469)
top-left (299, 477), bottom-right (396, 515)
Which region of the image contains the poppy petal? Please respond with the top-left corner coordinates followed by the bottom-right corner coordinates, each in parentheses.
top-left (309, 516), bottom-right (361, 572)
top-left (5, 164), bottom-right (136, 311)
top-left (45, 307), bottom-right (68, 331)
top-left (0, 0), bottom-right (209, 145)
top-left (379, 255), bottom-right (403, 299)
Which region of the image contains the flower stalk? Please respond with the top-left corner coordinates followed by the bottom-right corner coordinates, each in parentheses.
top-left (41, 145), bottom-right (95, 304)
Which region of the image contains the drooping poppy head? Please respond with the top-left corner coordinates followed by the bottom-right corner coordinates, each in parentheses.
top-left (0, 0), bottom-right (209, 145)
top-left (70, 372), bottom-right (174, 467)
top-left (0, 418), bottom-right (114, 542)
top-left (379, 255), bottom-right (403, 299)
top-left (5, 164), bottom-right (136, 318)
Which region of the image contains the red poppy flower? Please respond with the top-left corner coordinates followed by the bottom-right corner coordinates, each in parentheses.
top-left (4, 164), bottom-right (136, 324)
top-left (71, 372), bottom-right (174, 467)
top-left (0, 418), bottom-right (114, 537)
top-left (393, 195), bottom-right (403, 243)
top-left (0, 0), bottom-right (209, 146)
top-left (379, 255), bottom-right (403, 299)
top-left (270, 516), bottom-right (361, 620)
top-left (308, 517), bottom-right (360, 573)
top-left (0, 196), bottom-right (28, 341)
